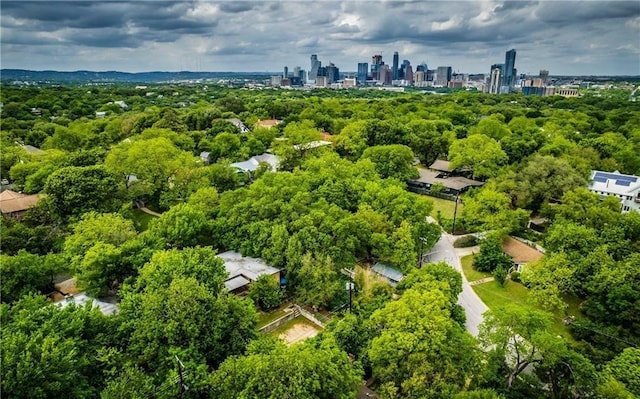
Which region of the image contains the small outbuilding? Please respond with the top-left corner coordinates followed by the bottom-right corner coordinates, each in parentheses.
top-left (372, 263), bottom-right (405, 287)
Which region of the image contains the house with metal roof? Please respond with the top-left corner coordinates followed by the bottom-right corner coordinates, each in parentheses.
top-left (217, 251), bottom-right (281, 294)
top-left (408, 168), bottom-right (484, 196)
top-left (230, 153), bottom-right (279, 173)
top-left (371, 263), bottom-right (405, 287)
top-left (588, 170), bottom-right (640, 213)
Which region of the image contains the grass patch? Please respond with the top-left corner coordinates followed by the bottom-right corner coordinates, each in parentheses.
top-left (129, 208), bottom-right (157, 231)
top-left (257, 307), bottom-right (290, 329)
top-left (472, 279), bottom-right (580, 341)
top-left (428, 195), bottom-right (462, 219)
top-left (460, 254), bottom-right (491, 282)
top-left (267, 316), bottom-right (319, 337)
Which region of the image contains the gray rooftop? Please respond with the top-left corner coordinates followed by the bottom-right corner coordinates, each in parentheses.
top-left (230, 153), bottom-right (279, 172)
top-left (372, 263), bottom-right (405, 286)
top-left (412, 169), bottom-right (484, 191)
top-left (57, 293), bottom-right (119, 315)
top-left (218, 250), bottom-right (280, 283)
top-left (224, 275), bottom-right (251, 291)
top-left (429, 159), bottom-right (454, 172)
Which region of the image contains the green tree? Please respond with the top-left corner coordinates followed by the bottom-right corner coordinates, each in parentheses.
top-left (361, 144), bottom-right (418, 181)
top-left (295, 253), bottom-right (343, 309)
top-left (210, 336), bottom-right (362, 399)
top-left (248, 274), bottom-right (282, 311)
top-left (148, 203), bottom-right (210, 248)
top-left (603, 348), bottom-right (640, 397)
top-left (449, 134), bottom-right (507, 179)
top-left (473, 235), bottom-right (513, 273)
top-left (44, 165), bottom-right (122, 219)
top-left (0, 252), bottom-right (63, 303)
top-left (368, 281), bottom-right (478, 398)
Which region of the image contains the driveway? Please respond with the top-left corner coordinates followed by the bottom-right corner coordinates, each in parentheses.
top-left (424, 233), bottom-right (488, 336)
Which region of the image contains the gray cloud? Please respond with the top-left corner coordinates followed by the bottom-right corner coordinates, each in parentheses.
top-left (1, 0), bottom-right (639, 75)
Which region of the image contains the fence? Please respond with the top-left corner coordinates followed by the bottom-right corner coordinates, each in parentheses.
top-left (258, 307), bottom-right (299, 333)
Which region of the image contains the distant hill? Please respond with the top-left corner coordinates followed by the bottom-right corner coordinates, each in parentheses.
top-left (0, 69), bottom-right (274, 83)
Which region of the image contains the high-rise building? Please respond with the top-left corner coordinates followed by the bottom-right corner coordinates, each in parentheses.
top-left (325, 63), bottom-right (339, 84)
top-left (309, 54), bottom-right (321, 81)
top-left (283, 66), bottom-right (288, 79)
top-left (435, 66), bottom-right (452, 86)
top-left (416, 62), bottom-right (428, 73)
top-left (357, 62), bottom-right (368, 84)
top-left (371, 54), bottom-right (383, 80)
top-left (405, 65), bottom-right (413, 85)
top-left (392, 52), bottom-right (399, 80)
top-left (539, 69), bottom-right (549, 85)
top-left (503, 49), bottom-right (516, 88)
top-left (488, 66), bottom-right (502, 94)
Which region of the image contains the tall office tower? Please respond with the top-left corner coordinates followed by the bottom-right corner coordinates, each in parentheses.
top-left (398, 60), bottom-right (411, 80)
top-left (435, 66), bottom-right (452, 86)
top-left (310, 54), bottom-right (321, 80)
top-left (405, 65), bottom-right (414, 84)
top-left (325, 63), bottom-right (339, 84)
top-left (426, 69), bottom-right (435, 81)
top-left (503, 49), bottom-right (516, 88)
top-left (381, 65), bottom-right (392, 85)
top-left (488, 66), bottom-right (502, 94)
top-left (416, 62), bottom-right (427, 73)
top-left (392, 51), bottom-right (399, 80)
top-left (371, 54), bottom-right (383, 80)
top-left (293, 66), bottom-right (300, 79)
top-left (357, 62), bottom-right (368, 84)
top-left (415, 71), bottom-right (424, 83)
top-left (283, 66), bottom-right (288, 79)
top-left (539, 69), bottom-right (549, 85)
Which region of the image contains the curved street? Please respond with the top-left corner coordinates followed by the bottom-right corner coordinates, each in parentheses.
top-left (425, 233), bottom-right (488, 336)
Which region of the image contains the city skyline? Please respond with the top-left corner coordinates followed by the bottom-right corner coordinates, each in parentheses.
top-left (1, 1), bottom-right (639, 75)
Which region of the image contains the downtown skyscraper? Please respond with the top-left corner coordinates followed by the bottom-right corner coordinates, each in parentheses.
top-left (503, 49), bottom-right (516, 88)
top-left (392, 51), bottom-right (399, 81)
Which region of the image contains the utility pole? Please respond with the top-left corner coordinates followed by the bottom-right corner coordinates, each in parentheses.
top-left (451, 194), bottom-right (460, 235)
top-left (175, 356), bottom-right (188, 397)
top-left (346, 281), bottom-right (354, 312)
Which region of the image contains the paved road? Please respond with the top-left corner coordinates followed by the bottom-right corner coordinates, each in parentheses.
top-left (425, 233), bottom-right (488, 336)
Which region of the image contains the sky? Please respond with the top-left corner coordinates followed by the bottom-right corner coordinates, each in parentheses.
top-left (1, 1), bottom-right (639, 75)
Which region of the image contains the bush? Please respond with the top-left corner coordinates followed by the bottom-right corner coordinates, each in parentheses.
top-left (510, 271), bottom-right (521, 283)
top-left (453, 235), bottom-right (479, 248)
top-left (494, 266), bottom-right (507, 287)
top-left (248, 274), bottom-right (283, 311)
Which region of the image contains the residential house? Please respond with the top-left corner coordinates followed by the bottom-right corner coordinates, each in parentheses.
top-left (407, 160), bottom-right (484, 196)
top-left (230, 153), bottom-right (279, 174)
top-left (502, 236), bottom-right (544, 272)
top-left (0, 190), bottom-right (43, 219)
top-left (217, 251), bottom-right (281, 294)
top-left (199, 151), bottom-right (211, 165)
top-left (588, 170), bottom-right (640, 213)
top-left (226, 118), bottom-right (249, 133)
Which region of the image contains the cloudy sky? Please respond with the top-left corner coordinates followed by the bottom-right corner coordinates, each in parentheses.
top-left (1, 1), bottom-right (639, 75)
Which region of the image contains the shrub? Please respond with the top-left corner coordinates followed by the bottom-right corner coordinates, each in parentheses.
top-left (510, 271), bottom-right (521, 283)
top-left (453, 235), bottom-right (479, 248)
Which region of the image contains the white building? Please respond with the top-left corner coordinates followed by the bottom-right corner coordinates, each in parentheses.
top-left (588, 170), bottom-right (640, 213)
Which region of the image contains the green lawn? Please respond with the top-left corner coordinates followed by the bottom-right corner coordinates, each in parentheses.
top-left (460, 254), bottom-right (491, 282)
top-left (257, 307), bottom-right (290, 329)
top-left (129, 208), bottom-right (157, 231)
top-left (428, 195), bottom-right (463, 219)
top-left (472, 279), bottom-right (581, 341)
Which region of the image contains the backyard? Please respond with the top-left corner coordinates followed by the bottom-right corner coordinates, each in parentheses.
top-left (428, 195), bottom-right (462, 219)
top-left (461, 254), bottom-right (582, 341)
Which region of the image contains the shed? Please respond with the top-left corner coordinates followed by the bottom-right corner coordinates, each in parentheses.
top-left (372, 263), bottom-right (405, 287)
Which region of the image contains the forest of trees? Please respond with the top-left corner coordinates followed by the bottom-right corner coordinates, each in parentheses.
top-left (1, 84), bottom-right (639, 398)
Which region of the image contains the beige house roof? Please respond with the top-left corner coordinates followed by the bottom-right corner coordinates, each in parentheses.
top-left (502, 237), bottom-right (544, 264)
top-left (0, 190), bottom-right (43, 214)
